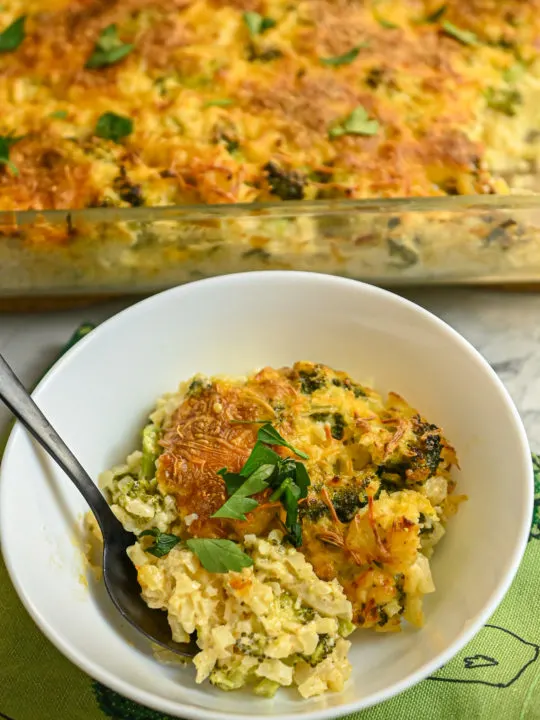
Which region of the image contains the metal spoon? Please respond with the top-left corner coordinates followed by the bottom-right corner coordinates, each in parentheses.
top-left (0, 353), bottom-right (197, 658)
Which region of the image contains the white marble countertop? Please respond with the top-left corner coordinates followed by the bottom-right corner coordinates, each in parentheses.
top-left (2, 288), bottom-right (540, 451)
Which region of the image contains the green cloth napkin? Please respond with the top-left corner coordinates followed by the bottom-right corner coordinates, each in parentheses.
top-left (0, 325), bottom-right (539, 720)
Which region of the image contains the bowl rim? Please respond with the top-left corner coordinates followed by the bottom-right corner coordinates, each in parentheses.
top-left (0, 271), bottom-right (534, 720)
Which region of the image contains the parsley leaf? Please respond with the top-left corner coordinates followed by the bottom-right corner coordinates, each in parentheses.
top-left (257, 423), bottom-right (308, 459)
top-left (329, 106), bottom-right (380, 139)
top-left (320, 44), bottom-right (368, 67)
top-left (213, 423), bottom-right (311, 545)
top-left (240, 441), bottom-right (281, 477)
top-left (86, 24), bottom-right (134, 69)
top-left (212, 463), bottom-right (275, 520)
top-left (204, 98), bottom-right (234, 108)
top-left (49, 110), bottom-right (68, 119)
top-left (139, 528), bottom-right (181, 558)
top-left (294, 461), bottom-right (311, 498)
top-left (212, 496), bottom-right (259, 520)
top-left (0, 134), bottom-right (22, 175)
top-left (442, 21), bottom-right (478, 46)
top-left (95, 112), bottom-right (133, 143)
top-left (186, 538), bottom-right (253, 573)
top-left (243, 11), bottom-right (276, 36)
top-left (375, 15), bottom-right (399, 29)
top-left (425, 5), bottom-right (446, 22)
top-left (503, 62), bottom-right (525, 84)
top-left (0, 15), bottom-right (25, 53)
top-left (217, 468), bottom-right (246, 496)
top-left (485, 87), bottom-right (522, 116)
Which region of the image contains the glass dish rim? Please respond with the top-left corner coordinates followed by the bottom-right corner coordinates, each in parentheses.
top-left (1, 192), bottom-right (540, 227)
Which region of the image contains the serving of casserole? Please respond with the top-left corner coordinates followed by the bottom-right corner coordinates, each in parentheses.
top-left (99, 362), bottom-right (464, 697)
top-left (1, 0), bottom-right (540, 295)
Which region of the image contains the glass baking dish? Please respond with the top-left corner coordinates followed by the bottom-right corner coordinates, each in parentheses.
top-left (2, 193), bottom-right (540, 301)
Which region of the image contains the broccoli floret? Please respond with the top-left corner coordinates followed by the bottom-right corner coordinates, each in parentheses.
top-left (186, 376), bottom-right (211, 397)
top-left (210, 655), bottom-right (256, 691)
top-left (338, 618), bottom-right (356, 637)
top-left (331, 377), bottom-right (367, 397)
top-left (306, 635), bottom-right (336, 666)
top-left (254, 679), bottom-right (281, 697)
top-left (114, 173), bottom-right (144, 206)
top-left (331, 487), bottom-right (365, 523)
top-left (279, 592), bottom-right (316, 621)
top-left (310, 412), bottom-right (346, 440)
top-left (235, 633), bottom-right (266, 657)
top-left (298, 368), bottom-right (326, 394)
top-left (248, 46), bottom-right (283, 62)
top-left (264, 161), bottom-right (306, 200)
top-left (485, 87), bottom-right (522, 116)
top-left (378, 416), bottom-right (442, 483)
top-left (299, 498), bottom-right (329, 522)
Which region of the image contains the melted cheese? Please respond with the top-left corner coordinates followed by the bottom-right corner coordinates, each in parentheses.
top-left (0, 0), bottom-right (539, 212)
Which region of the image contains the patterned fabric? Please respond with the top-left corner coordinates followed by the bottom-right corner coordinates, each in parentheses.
top-left (0, 325), bottom-right (538, 720)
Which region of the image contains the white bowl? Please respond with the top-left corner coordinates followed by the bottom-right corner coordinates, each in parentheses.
top-left (0, 272), bottom-right (533, 719)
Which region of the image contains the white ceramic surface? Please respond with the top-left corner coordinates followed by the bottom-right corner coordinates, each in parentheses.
top-left (0, 272), bottom-right (533, 719)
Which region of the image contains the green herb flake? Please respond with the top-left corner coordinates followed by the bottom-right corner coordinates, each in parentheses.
top-left (375, 14), bottom-right (399, 29)
top-left (212, 496), bottom-right (259, 521)
top-left (503, 62), bottom-right (525, 84)
top-left (442, 21), bottom-right (479, 46)
top-left (49, 110), bottom-right (68, 119)
top-left (0, 15), bottom-right (25, 53)
top-left (204, 98), bottom-right (234, 108)
top-left (424, 5), bottom-right (446, 23)
top-left (329, 105), bottom-right (380, 139)
top-left (139, 528), bottom-right (181, 558)
top-left (320, 43), bottom-right (368, 67)
top-left (85, 24), bottom-right (134, 69)
top-left (212, 463), bottom-right (275, 520)
top-left (212, 423), bottom-right (311, 544)
top-left (95, 112), bottom-right (133, 143)
top-left (243, 11), bottom-right (276, 36)
top-left (0, 134), bottom-right (22, 176)
top-left (485, 87), bottom-right (522, 116)
top-left (186, 538), bottom-right (253, 573)
top-left (240, 441), bottom-right (281, 477)
top-left (257, 423), bottom-right (308, 459)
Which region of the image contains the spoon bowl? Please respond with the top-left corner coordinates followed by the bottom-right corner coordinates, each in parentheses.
top-left (0, 353), bottom-right (197, 658)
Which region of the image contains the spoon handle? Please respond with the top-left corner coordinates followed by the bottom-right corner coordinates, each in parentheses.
top-left (0, 353), bottom-right (116, 536)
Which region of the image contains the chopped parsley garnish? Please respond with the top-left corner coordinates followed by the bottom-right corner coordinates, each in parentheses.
top-left (0, 134), bottom-right (22, 175)
top-left (204, 98), bottom-right (234, 108)
top-left (0, 15), bottom-right (25, 52)
top-left (243, 11), bottom-right (276, 36)
top-left (213, 463), bottom-right (275, 520)
top-left (85, 24), bottom-right (134, 69)
top-left (503, 62), bottom-right (525, 84)
top-left (140, 529), bottom-right (253, 572)
top-left (211, 423), bottom-right (311, 546)
top-left (49, 110), bottom-right (68, 119)
top-left (139, 528), bottom-right (181, 558)
top-left (424, 5), bottom-right (446, 23)
top-left (485, 87), bottom-right (522, 116)
top-left (186, 538), bottom-right (254, 573)
top-left (95, 112), bottom-right (133, 143)
top-left (329, 106), bottom-right (380, 139)
top-left (257, 423), bottom-right (308, 459)
top-left (319, 44), bottom-right (368, 67)
top-left (375, 15), bottom-right (399, 29)
top-left (442, 21), bottom-right (478, 46)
